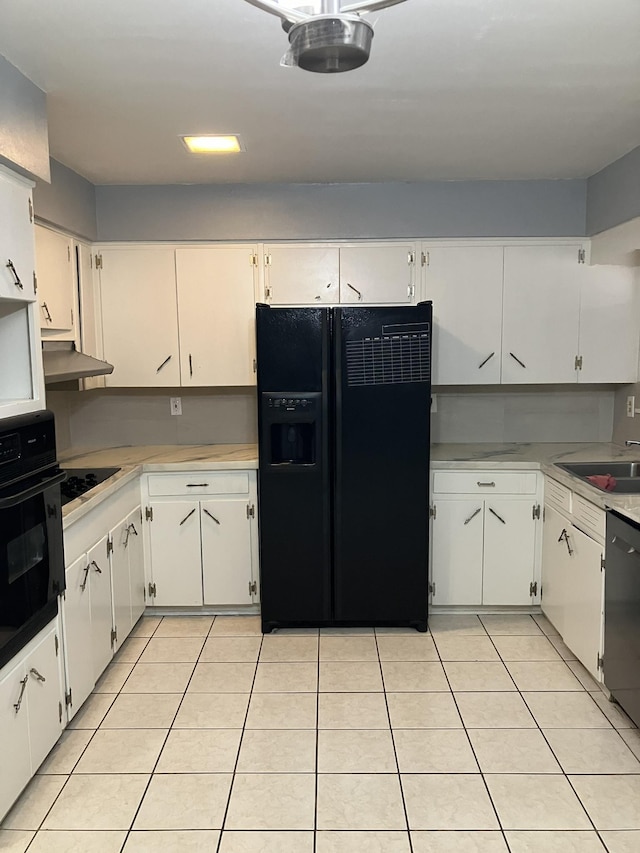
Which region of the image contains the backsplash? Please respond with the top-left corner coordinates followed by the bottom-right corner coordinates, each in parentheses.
top-left (47, 385), bottom-right (614, 453)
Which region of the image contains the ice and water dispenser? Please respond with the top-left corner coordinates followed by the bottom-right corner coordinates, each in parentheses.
top-left (261, 393), bottom-right (320, 467)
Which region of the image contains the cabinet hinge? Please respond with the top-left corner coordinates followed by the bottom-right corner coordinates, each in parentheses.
top-left (529, 581), bottom-right (538, 597)
top-left (532, 504), bottom-right (541, 520)
top-left (264, 254), bottom-right (272, 266)
top-left (578, 248), bottom-right (586, 264)
top-left (265, 284), bottom-right (273, 300)
top-left (107, 536), bottom-right (113, 557)
top-left (145, 506), bottom-right (153, 522)
top-left (110, 628), bottom-right (117, 647)
top-left (408, 251), bottom-right (415, 265)
top-left (429, 505), bottom-right (436, 519)
top-left (28, 197), bottom-right (33, 223)
top-left (575, 355), bottom-right (583, 371)
top-left (54, 634), bottom-right (59, 657)
top-left (65, 688), bottom-right (72, 707)
top-left (249, 580), bottom-right (258, 596)
top-left (33, 271), bottom-right (37, 293)
top-left (67, 245), bottom-right (71, 262)
top-left (421, 251), bottom-right (429, 267)
top-left (601, 555), bottom-right (605, 571)
top-left (597, 652), bottom-right (604, 670)
top-left (59, 701), bottom-right (63, 723)
top-left (407, 283), bottom-right (415, 300)
top-left (253, 358), bottom-right (257, 373)
top-left (95, 253), bottom-right (103, 269)
top-left (428, 581), bottom-right (436, 596)
top-left (148, 582), bottom-right (157, 598)
top-left (250, 253), bottom-right (258, 266)
top-left (247, 503), bottom-right (255, 519)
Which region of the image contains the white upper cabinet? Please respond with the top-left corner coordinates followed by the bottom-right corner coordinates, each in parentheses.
top-left (0, 167), bottom-right (35, 302)
top-left (78, 242), bottom-right (106, 390)
top-left (339, 244), bottom-right (415, 304)
top-left (577, 264), bottom-right (639, 383)
top-left (425, 246), bottom-right (503, 384)
top-left (34, 224), bottom-right (75, 332)
top-left (176, 245), bottom-right (258, 387)
top-left (264, 245), bottom-right (339, 304)
top-left (99, 246), bottom-right (181, 387)
top-left (502, 245), bottom-right (583, 384)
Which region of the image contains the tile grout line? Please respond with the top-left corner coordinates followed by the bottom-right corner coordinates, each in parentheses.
top-left (313, 631), bottom-right (320, 853)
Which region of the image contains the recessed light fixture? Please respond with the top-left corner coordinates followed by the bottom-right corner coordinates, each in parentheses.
top-left (181, 135), bottom-right (244, 154)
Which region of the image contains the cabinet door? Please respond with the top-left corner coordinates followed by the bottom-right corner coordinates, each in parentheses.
top-left (78, 242), bottom-right (106, 391)
top-left (34, 225), bottom-right (75, 332)
top-left (483, 499), bottom-right (536, 605)
top-left (24, 626), bottom-right (64, 772)
top-left (502, 245), bottom-right (582, 383)
top-left (126, 508), bottom-right (145, 629)
top-left (541, 503), bottom-right (571, 635)
top-left (176, 246), bottom-right (257, 387)
top-left (431, 500), bottom-right (484, 605)
top-left (100, 246), bottom-right (181, 386)
top-left (578, 265), bottom-right (639, 383)
top-left (87, 535), bottom-right (114, 680)
top-left (110, 517), bottom-right (133, 646)
top-left (0, 170), bottom-right (35, 302)
top-left (264, 245), bottom-right (340, 304)
top-left (563, 524), bottom-right (604, 681)
top-left (425, 247), bottom-right (503, 384)
top-left (201, 499), bottom-right (253, 605)
top-left (0, 660), bottom-right (31, 820)
top-left (61, 554), bottom-right (95, 720)
top-left (148, 501), bottom-right (203, 606)
top-left (339, 245), bottom-right (415, 304)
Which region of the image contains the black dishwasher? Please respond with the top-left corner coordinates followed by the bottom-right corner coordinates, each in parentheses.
top-left (605, 510), bottom-right (640, 727)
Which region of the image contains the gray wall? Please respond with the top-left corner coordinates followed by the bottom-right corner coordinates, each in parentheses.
top-left (96, 180), bottom-right (587, 242)
top-left (587, 145), bottom-right (640, 236)
top-left (0, 55), bottom-right (49, 182)
top-left (34, 159), bottom-right (98, 242)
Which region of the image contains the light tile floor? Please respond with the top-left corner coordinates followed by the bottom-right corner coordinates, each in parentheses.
top-left (2, 613), bottom-right (640, 852)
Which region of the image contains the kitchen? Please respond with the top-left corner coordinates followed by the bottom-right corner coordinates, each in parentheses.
top-left (1, 0), bottom-right (640, 850)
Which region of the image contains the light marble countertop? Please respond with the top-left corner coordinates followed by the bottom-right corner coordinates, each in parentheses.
top-left (59, 441), bottom-right (640, 528)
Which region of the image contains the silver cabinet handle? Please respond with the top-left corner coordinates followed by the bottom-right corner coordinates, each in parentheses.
top-left (477, 481), bottom-right (496, 487)
top-left (91, 560), bottom-right (102, 574)
top-left (509, 352), bottom-right (527, 369)
top-left (80, 563), bottom-right (91, 591)
top-left (13, 675), bottom-right (28, 713)
top-left (488, 507), bottom-right (506, 524)
top-left (464, 507), bottom-right (482, 525)
top-left (558, 528), bottom-right (574, 556)
top-left (203, 507), bottom-right (221, 525)
top-left (41, 302), bottom-right (52, 322)
top-left (156, 355), bottom-right (172, 373)
top-left (179, 508), bottom-right (196, 526)
top-left (30, 668), bottom-right (46, 683)
top-left (6, 259), bottom-right (23, 289)
top-left (124, 522), bottom-right (138, 548)
top-left (186, 483), bottom-right (209, 488)
top-left (478, 352), bottom-right (495, 369)
top-left (346, 282), bottom-right (363, 301)
top-left (128, 522), bottom-right (138, 536)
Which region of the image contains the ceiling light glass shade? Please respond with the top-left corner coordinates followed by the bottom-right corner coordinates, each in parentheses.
top-left (181, 135), bottom-right (243, 153)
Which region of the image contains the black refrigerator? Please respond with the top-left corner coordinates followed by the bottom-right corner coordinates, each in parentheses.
top-left (256, 302), bottom-right (432, 633)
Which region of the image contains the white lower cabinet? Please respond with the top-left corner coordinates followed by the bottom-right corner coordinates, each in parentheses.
top-left (0, 620), bottom-right (64, 821)
top-left (145, 471), bottom-right (260, 608)
top-left (541, 479), bottom-right (605, 682)
top-left (110, 508), bottom-right (145, 642)
top-left (62, 554), bottom-right (96, 720)
top-left (88, 535), bottom-right (114, 679)
top-left (430, 469), bottom-right (542, 607)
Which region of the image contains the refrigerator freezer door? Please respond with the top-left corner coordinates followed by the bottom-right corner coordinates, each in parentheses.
top-left (333, 304), bottom-right (432, 628)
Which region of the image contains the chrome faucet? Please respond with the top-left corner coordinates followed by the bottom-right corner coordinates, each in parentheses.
top-left (625, 440), bottom-right (640, 447)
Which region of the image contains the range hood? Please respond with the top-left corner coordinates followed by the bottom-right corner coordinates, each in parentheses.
top-left (42, 342), bottom-right (114, 384)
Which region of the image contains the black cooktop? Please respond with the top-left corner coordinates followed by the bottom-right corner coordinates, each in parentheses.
top-left (60, 467), bottom-right (121, 506)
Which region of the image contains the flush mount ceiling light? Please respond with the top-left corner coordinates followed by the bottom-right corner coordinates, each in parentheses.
top-left (181, 135), bottom-right (244, 153)
top-left (243, 0), bottom-right (409, 73)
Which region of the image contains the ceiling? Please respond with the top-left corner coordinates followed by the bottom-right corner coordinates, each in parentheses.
top-left (1, 0), bottom-right (639, 185)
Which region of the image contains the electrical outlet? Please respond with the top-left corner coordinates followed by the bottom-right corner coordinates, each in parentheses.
top-left (170, 397), bottom-right (182, 416)
top-left (627, 396), bottom-right (635, 418)
top-left (431, 394), bottom-right (437, 413)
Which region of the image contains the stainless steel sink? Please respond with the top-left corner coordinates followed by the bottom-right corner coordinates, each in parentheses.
top-left (554, 461), bottom-right (640, 493)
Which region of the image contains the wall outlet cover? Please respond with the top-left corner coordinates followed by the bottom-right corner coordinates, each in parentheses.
top-left (170, 396), bottom-right (182, 416)
top-left (627, 395), bottom-right (635, 418)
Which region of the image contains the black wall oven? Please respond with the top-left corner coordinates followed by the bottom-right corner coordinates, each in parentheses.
top-left (0, 410), bottom-right (65, 670)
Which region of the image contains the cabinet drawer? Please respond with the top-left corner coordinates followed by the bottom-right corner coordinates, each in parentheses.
top-left (545, 477), bottom-right (572, 514)
top-left (147, 472), bottom-right (250, 497)
top-left (432, 471), bottom-right (538, 495)
top-left (572, 494), bottom-right (606, 542)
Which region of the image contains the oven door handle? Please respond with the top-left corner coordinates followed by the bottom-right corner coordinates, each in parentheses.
top-left (0, 471), bottom-right (66, 509)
